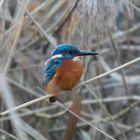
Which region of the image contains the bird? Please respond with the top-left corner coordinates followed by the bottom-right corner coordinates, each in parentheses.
top-left (43, 43), bottom-right (99, 102)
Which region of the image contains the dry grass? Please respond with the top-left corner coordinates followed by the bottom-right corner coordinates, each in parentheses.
top-left (0, 0), bottom-right (140, 140)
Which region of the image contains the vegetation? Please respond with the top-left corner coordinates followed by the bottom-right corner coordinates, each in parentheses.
top-left (0, 0), bottom-right (140, 140)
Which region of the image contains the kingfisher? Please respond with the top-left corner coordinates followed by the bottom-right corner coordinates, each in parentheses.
top-left (44, 43), bottom-right (99, 102)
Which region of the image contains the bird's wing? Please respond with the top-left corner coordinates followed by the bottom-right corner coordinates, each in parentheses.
top-left (44, 59), bottom-right (55, 85)
top-left (43, 58), bottom-right (63, 85)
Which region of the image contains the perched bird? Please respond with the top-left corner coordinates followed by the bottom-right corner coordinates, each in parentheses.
top-left (44, 43), bottom-right (99, 102)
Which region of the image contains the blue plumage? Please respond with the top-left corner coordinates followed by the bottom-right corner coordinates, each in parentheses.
top-left (44, 58), bottom-right (63, 84)
top-left (51, 43), bottom-right (80, 56)
top-left (44, 43), bottom-right (99, 103)
top-left (44, 55), bottom-right (76, 84)
top-left (44, 43), bottom-right (99, 85)
top-left (44, 44), bottom-right (80, 84)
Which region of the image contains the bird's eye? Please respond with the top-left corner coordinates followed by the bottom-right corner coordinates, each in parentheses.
top-left (66, 54), bottom-right (71, 56)
top-left (54, 60), bottom-right (59, 64)
top-left (62, 53), bottom-right (71, 56)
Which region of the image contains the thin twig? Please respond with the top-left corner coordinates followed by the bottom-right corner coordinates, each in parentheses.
top-left (7, 77), bottom-right (41, 97)
top-left (56, 100), bottom-right (117, 140)
top-left (0, 74), bottom-right (29, 140)
top-left (48, 120), bottom-right (140, 134)
top-left (77, 56), bottom-right (140, 87)
top-left (108, 27), bottom-right (129, 96)
top-left (92, 22), bottom-right (140, 49)
top-left (3, 17), bottom-right (24, 75)
top-left (1, 56), bottom-right (140, 115)
top-left (0, 129), bottom-right (19, 140)
top-left (114, 123), bottom-right (140, 138)
top-left (1, 95), bottom-right (140, 121)
top-left (17, 0), bottom-right (57, 47)
top-left (0, 93), bottom-right (53, 116)
top-left (85, 84), bottom-right (129, 140)
top-left (18, 120), bottom-right (48, 140)
top-left (36, 109), bottom-right (67, 119)
top-left (128, 1), bottom-right (140, 12)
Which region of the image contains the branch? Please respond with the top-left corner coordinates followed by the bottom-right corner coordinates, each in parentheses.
top-left (128, 1), bottom-right (140, 13)
top-left (57, 100), bottom-right (116, 140)
top-left (77, 56), bottom-right (140, 87)
top-left (17, 0), bottom-right (57, 47)
top-left (0, 129), bottom-right (19, 140)
top-left (1, 56), bottom-right (140, 115)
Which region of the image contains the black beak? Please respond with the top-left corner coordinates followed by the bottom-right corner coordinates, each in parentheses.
top-left (77, 51), bottom-right (99, 56)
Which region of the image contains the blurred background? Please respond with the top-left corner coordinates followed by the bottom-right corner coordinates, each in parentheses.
top-left (0, 0), bottom-right (140, 140)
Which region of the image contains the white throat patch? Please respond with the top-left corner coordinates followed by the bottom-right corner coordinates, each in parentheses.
top-left (73, 56), bottom-right (80, 61)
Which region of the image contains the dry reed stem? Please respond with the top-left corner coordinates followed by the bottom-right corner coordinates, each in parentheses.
top-left (47, 101), bottom-right (140, 134)
top-left (114, 123), bottom-right (140, 138)
top-left (77, 56), bottom-right (140, 87)
top-left (18, 120), bottom-right (48, 140)
top-left (58, 102), bottom-right (116, 140)
top-left (1, 1), bottom-right (140, 140)
top-left (93, 22), bottom-right (140, 49)
top-left (0, 92), bottom-right (53, 115)
top-left (0, 129), bottom-right (19, 140)
top-left (0, 74), bottom-right (29, 140)
top-left (57, 100), bottom-right (117, 140)
top-left (128, 1), bottom-right (140, 12)
top-left (1, 56), bottom-right (140, 115)
top-left (1, 95), bottom-right (140, 122)
top-left (7, 78), bottom-right (41, 97)
top-left (85, 85), bottom-right (129, 140)
top-left (17, 0), bottom-right (57, 47)
top-left (3, 17), bottom-right (24, 75)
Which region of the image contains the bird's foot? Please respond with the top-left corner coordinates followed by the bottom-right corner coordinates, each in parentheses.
top-left (49, 96), bottom-right (57, 103)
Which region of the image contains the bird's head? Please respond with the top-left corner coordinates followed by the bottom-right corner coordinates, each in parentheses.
top-left (51, 43), bottom-right (99, 59)
top-left (44, 43), bottom-right (99, 85)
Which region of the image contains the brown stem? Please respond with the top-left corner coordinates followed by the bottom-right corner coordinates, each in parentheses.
top-left (64, 97), bottom-right (81, 140)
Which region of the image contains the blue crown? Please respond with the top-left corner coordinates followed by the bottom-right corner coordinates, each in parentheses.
top-left (51, 43), bottom-right (80, 56)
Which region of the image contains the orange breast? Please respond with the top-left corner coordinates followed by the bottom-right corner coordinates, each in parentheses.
top-left (46, 59), bottom-right (83, 94)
